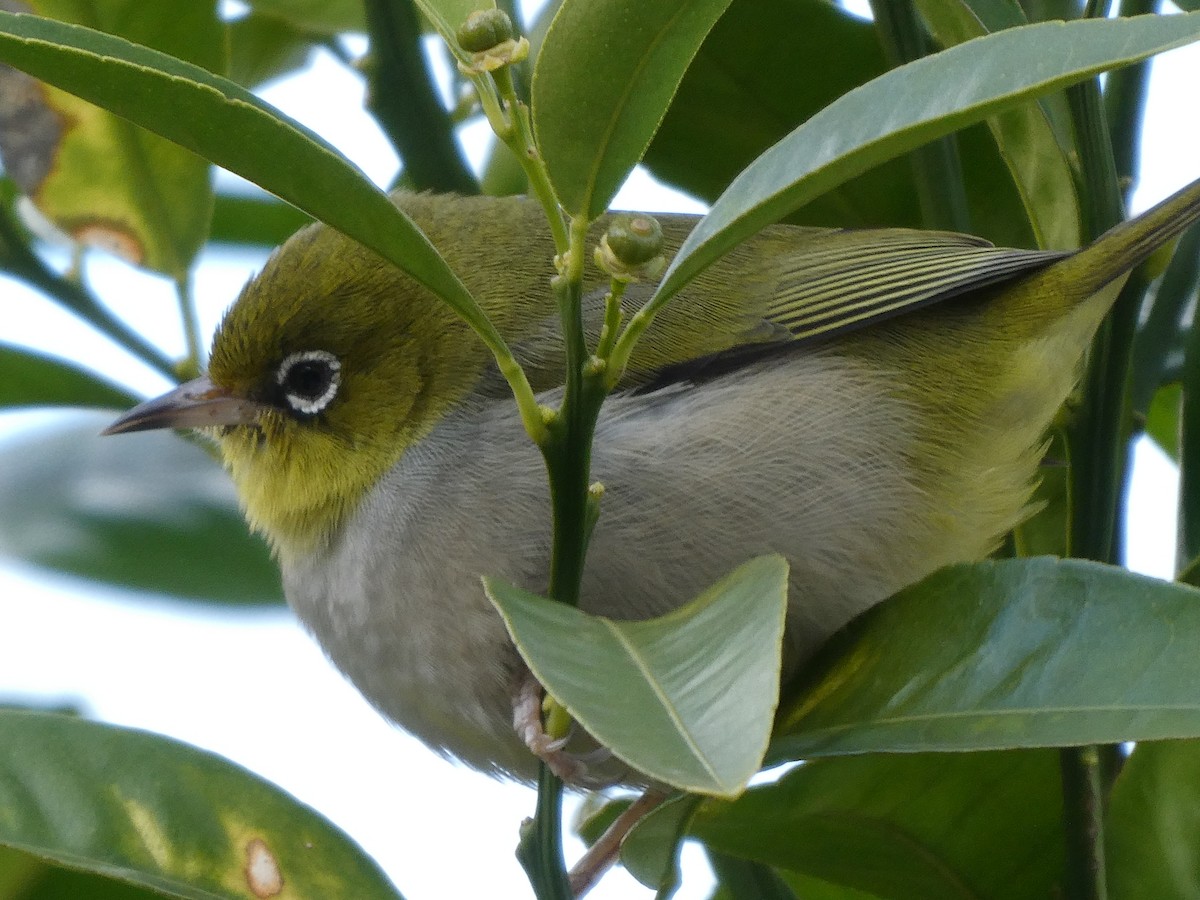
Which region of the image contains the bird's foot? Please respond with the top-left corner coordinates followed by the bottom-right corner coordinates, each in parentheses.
top-left (513, 673), bottom-right (621, 786)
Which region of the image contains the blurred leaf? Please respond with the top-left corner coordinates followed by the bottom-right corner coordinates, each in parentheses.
top-left (620, 795), bottom-right (699, 891)
top-left (532, 0), bottom-right (734, 218)
top-left (0, 845), bottom-right (170, 899)
top-left (0, 710), bottom-right (404, 899)
top-left (695, 750), bottom-right (1064, 900)
top-left (0, 344), bottom-right (139, 410)
top-left (641, 0), bottom-right (919, 229)
top-left (1132, 219), bottom-right (1200, 414)
top-left (1145, 381), bottom-right (1182, 462)
top-left (1107, 740), bottom-right (1200, 900)
top-left (0, 0), bottom-right (222, 277)
top-left (485, 555), bottom-right (788, 796)
top-left (706, 852), bottom-right (801, 900)
top-left (654, 13), bottom-right (1200, 308)
top-left (774, 558), bottom-right (1200, 759)
top-left (915, 0), bottom-right (1081, 250)
top-left (226, 12), bottom-right (314, 88)
top-left (209, 191), bottom-right (311, 247)
top-left (0, 414), bottom-right (282, 604)
top-left (243, 0), bottom-right (365, 34)
top-left (0, 11), bottom-right (502, 347)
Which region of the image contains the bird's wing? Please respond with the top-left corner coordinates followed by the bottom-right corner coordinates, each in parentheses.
top-left (760, 229), bottom-right (1067, 345)
top-left (503, 225), bottom-right (1068, 393)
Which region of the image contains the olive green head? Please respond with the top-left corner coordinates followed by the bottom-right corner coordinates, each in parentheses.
top-left (108, 218), bottom-right (490, 559)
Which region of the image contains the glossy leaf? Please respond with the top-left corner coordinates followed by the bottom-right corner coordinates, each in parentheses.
top-left (774, 558), bottom-right (1200, 759)
top-left (0, 710), bottom-right (403, 899)
top-left (0, 415), bottom-right (282, 604)
top-left (0, 10), bottom-right (500, 350)
top-left (0, 344), bottom-right (139, 410)
top-left (695, 750), bottom-right (1064, 900)
top-left (532, 0), bottom-right (733, 218)
top-left (0, 0), bottom-right (222, 277)
top-left (654, 13), bottom-right (1200, 309)
top-left (1107, 740), bottom-right (1200, 899)
top-left (485, 555), bottom-right (788, 797)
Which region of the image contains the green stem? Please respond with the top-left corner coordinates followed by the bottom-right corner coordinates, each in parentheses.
top-left (1060, 747), bottom-right (1109, 900)
top-left (868, 0), bottom-right (970, 232)
top-left (175, 277), bottom-right (204, 373)
top-left (362, 0), bottom-right (478, 193)
top-left (1104, 0), bottom-right (1155, 201)
top-left (516, 766), bottom-right (570, 900)
top-left (492, 66), bottom-right (569, 254)
top-left (1059, 58), bottom-right (1138, 900)
top-left (1066, 77), bottom-right (1126, 563)
top-left (0, 204), bottom-right (177, 381)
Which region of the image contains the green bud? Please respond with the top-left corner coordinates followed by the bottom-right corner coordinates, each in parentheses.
top-left (595, 214), bottom-right (667, 283)
top-left (605, 214), bottom-right (664, 265)
top-left (456, 8), bottom-right (515, 53)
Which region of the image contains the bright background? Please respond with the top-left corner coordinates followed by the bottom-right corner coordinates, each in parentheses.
top-left (1, 3), bottom-right (1197, 897)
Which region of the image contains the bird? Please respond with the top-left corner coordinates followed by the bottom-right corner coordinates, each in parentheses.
top-left (104, 181), bottom-right (1200, 780)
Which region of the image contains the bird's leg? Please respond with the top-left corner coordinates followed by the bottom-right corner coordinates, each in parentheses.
top-left (512, 668), bottom-right (621, 785)
top-left (568, 787), bottom-right (671, 898)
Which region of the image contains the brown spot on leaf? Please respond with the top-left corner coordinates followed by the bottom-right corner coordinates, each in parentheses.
top-left (244, 837), bottom-right (284, 898)
top-left (71, 221), bottom-right (145, 265)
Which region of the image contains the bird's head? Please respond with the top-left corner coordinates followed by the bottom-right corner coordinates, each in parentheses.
top-left (105, 218), bottom-right (488, 560)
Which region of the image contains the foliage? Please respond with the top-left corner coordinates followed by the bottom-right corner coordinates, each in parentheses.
top-left (0, 0), bottom-right (1199, 898)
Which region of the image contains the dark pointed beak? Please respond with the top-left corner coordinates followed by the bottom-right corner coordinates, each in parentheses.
top-left (102, 375), bottom-right (264, 435)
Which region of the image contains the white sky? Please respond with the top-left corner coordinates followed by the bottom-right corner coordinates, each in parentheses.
top-left (1, 7), bottom-right (1198, 899)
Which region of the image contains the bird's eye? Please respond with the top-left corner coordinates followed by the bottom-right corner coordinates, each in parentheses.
top-left (275, 350), bottom-right (341, 416)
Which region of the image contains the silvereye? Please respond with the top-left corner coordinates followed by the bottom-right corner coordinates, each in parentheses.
top-left (106, 181), bottom-right (1200, 779)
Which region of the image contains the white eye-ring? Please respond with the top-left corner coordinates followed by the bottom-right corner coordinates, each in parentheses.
top-left (276, 350), bottom-right (342, 416)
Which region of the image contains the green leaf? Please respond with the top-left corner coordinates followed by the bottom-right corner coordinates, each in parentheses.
top-left (243, 0), bottom-right (365, 35)
top-left (1132, 220), bottom-right (1200, 415)
top-left (914, 0), bottom-right (1081, 250)
top-left (1, 0), bottom-right (223, 277)
top-left (0, 845), bottom-right (172, 899)
top-left (0, 10), bottom-right (502, 350)
top-left (774, 558), bottom-right (1200, 758)
top-left (0, 345), bottom-right (139, 410)
top-left (1145, 381), bottom-right (1182, 462)
top-left (484, 555), bottom-right (788, 797)
top-left (654, 13), bottom-right (1200, 308)
top-left (226, 12), bottom-right (315, 88)
top-left (0, 710), bottom-right (403, 900)
top-left (1107, 740), bottom-right (1200, 899)
top-left (695, 750), bottom-right (1064, 900)
top-left (0, 415), bottom-right (282, 605)
top-left (620, 795), bottom-right (699, 892)
top-left (640, 0), bottom-right (917, 229)
top-left (209, 191), bottom-right (312, 247)
top-left (707, 852), bottom-right (802, 900)
top-left (532, 0), bottom-right (734, 219)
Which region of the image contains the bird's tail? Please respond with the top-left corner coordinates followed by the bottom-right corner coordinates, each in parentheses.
top-left (1050, 176), bottom-right (1200, 300)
